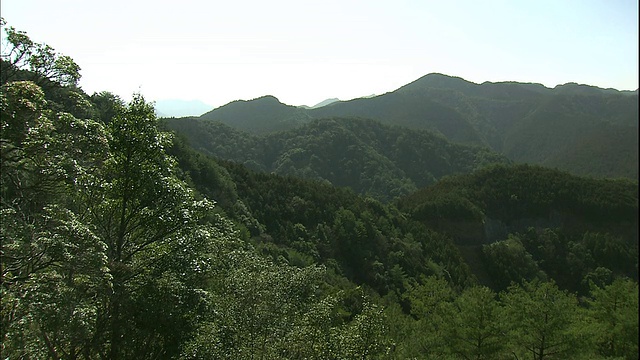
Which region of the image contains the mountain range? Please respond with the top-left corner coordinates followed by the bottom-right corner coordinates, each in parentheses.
top-left (167, 73), bottom-right (638, 182)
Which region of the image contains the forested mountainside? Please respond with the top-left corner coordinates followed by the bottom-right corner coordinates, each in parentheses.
top-left (2, 19), bottom-right (638, 359)
top-left (170, 137), bottom-right (638, 295)
top-left (199, 95), bottom-right (312, 134)
top-left (193, 73), bottom-right (638, 179)
top-left (164, 116), bottom-right (508, 201)
top-left (396, 164), bottom-right (638, 292)
top-left (168, 137), bottom-right (639, 358)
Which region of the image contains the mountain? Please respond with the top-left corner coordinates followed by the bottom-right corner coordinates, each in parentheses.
top-left (396, 163), bottom-right (638, 292)
top-left (553, 82), bottom-right (638, 96)
top-left (308, 87), bottom-right (486, 145)
top-left (168, 129), bottom-right (639, 297)
top-left (154, 99), bottom-right (213, 117)
top-left (163, 117), bottom-right (508, 201)
top-left (199, 95), bottom-right (312, 134)
top-left (299, 98), bottom-right (340, 109)
top-left (501, 93), bottom-right (638, 178)
top-left (171, 73), bottom-right (637, 179)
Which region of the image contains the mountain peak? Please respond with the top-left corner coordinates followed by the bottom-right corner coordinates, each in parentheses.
top-left (252, 95), bottom-right (282, 103)
top-left (199, 94), bottom-right (310, 134)
top-left (396, 73), bottom-right (477, 93)
top-left (304, 98), bottom-right (340, 109)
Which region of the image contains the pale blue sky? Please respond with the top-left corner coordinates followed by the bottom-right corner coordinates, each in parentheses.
top-left (2, 0), bottom-right (638, 108)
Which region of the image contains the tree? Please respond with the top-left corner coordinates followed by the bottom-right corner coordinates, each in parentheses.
top-left (405, 275), bottom-right (456, 357)
top-left (183, 251), bottom-right (325, 359)
top-left (89, 91), bottom-right (125, 124)
top-left (76, 93), bottom-right (216, 358)
top-left (0, 17), bottom-right (34, 84)
top-left (587, 278), bottom-right (639, 359)
top-left (337, 300), bottom-right (391, 359)
top-left (1, 18), bottom-right (81, 87)
top-left (482, 235), bottom-right (546, 291)
top-left (1, 207), bottom-right (111, 359)
top-left (1, 80), bottom-right (111, 359)
top-left (502, 280), bottom-right (586, 360)
top-left (0, 85), bottom-right (226, 358)
top-left (182, 248), bottom-right (392, 360)
top-left (444, 285), bottom-right (508, 359)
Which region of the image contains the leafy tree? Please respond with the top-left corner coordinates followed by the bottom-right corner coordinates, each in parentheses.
top-left (586, 278), bottom-right (639, 359)
top-left (203, 256), bottom-right (324, 358)
top-left (1, 18), bottom-right (81, 87)
top-left (1, 81), bottom-right (222, 358)
top-left (1, 80), bottom-right (111, 358)
top-left (337, 300), bottom-right (391, 359)
top-left (182, 248), bottom-right (391, 359)
top-left (74, 93), bottom-right (217, 358)
top-left (482, 235), bottom-right (546, 291)
top-left (89, 91), bottom-right (125, 124)
top-left (1, 207), bottom-right (111, 359)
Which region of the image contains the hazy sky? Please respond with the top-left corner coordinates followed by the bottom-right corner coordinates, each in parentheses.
top-left (2, 0), bottom-right (638, 108)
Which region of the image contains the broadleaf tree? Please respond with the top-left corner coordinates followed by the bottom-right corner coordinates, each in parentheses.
top-left (74, 93), bottom-right (218, 358)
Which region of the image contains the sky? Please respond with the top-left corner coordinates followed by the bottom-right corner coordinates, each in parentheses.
top-left (1, 0), bottom-right (638, 109)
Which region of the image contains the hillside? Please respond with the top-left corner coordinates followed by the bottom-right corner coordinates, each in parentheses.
top-left (166, 137), bottom-right (638, 296)
top-left (163, 116), bottom-right (509, 201)
top-left (199, 95), bottom-right (312, 133)
top-left (189, 73), bottom-right (638, 179)
top-left (309, 90), bottom-right (486, 145)
top-left (397, 163), bottom-right (638, 292)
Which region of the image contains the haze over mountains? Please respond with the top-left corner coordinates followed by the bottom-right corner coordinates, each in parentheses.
top-left (155, 99), bottom-right (213, 117)
top-left (166, 73), bottom-right (638, 183)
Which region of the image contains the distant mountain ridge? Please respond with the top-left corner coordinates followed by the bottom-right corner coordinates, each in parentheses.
top-left (199, 95), bottom-right (312, 134)
top-left (299, 98), bottom-right (340, 109)
top-left (176, 73), bottom-right (637, 180)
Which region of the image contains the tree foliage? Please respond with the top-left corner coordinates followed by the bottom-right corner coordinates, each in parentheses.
top-left (0, 44), bottom-right (393, 359)
top-left (501, 280), bottom-right (585, 360)
top-left (163, 116), bottom-right (508, 201)
top-left (587, 278), bottom-right (639, 359)
top-left (1, 18), bottom-right (81, 87)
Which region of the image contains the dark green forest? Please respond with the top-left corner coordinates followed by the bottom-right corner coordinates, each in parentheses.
top-left (196, 72), bottom-right (638, 180)
top-left (163, 116), bottom-right (508, 201)
top-left (1, 19), bottom-right (638, 359)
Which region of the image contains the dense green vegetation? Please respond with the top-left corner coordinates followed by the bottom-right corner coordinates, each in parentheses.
top-left (164, 116), bottom-right (507, 201)
top-left (397, 164), bottom-right (638, 292)
top-left (2, 19), bottom-right (638, 359)
top-left (199, 95), bottom-right (312, 134)
top-left (187, 72), bottom-right (638, 180)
